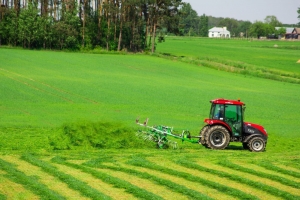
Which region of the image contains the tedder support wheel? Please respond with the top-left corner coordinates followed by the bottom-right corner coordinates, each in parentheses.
top-left (242, 143), bottom-right (249, 150)
top-left (247, 137), bottom-right (266, 152)
top-left (199, 126), bottom-right (209, 147)
top-left (205, 125), bottom-right (230, 150)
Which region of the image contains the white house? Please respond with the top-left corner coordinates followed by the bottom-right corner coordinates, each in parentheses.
top-left (208, 27), bottom-right (231, 38)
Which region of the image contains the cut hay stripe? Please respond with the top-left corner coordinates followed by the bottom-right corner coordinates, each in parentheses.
top-left (127, 156), bottom-right (258, 200)
top-left (20, 154), bottom-right (111, 200)
top-left (1, 155), bottom-right (89, 200)
top-left (84, 158), bottom-right (213, 200)
top-left (0, 158), bottom-right (65, 200)
top-left (52, 156), bottom-right (174, 200)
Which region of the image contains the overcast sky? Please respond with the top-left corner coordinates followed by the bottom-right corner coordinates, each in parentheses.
top-left (183, 0), bottom-right (300, 24)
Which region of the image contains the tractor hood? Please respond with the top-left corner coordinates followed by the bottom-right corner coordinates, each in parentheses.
top-left (244, 122), bottom-right (268, 137)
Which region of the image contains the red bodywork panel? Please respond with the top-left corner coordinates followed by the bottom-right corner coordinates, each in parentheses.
top-left (204, 118), bottom-right (232, 132)
top-left (245, 122), bottom-right (268, 136)
top-left (204, 119), bottom-right (268, 137)
top-left (210, 98), bottom-right (245, 106)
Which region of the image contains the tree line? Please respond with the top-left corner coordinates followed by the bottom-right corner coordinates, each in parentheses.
top-left (179, 3), bottom-right (298, 39)
top-left (0, 2), bottom-right (298, 52)
top-left (0, 0), bottom-right (183, 52)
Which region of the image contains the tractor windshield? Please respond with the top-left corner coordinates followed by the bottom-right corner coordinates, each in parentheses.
top-left (210, 104), bottom-right (224, 120)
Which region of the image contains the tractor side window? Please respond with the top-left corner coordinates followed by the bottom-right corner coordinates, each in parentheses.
top-left (225, 105), bottom-right (237, 122)
top-left (225, 105), bottom-right (242, 136)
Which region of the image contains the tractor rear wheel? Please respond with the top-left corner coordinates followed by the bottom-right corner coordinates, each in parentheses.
top-left (199, 126), bottom-right (209, 147)
top-left (205, 125), bottom-right (230, 150)
top-left (248, 137), bottom-right (266, 152)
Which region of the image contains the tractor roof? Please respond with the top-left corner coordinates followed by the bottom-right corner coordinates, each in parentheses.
top-left (210, 98), bottom-right (245, 106)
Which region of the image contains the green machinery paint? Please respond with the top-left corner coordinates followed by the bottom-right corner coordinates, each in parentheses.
top-left (136, 118), bottom-right (199, 149)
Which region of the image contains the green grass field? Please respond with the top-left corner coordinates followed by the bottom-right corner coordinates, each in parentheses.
top-left (0, 38), bottom-right (300, 199)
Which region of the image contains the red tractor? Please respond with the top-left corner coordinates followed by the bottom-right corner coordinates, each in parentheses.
top-left (199, 98), bottom-right (268, 152)
top-left (136, 98), bottom-right (268, 152)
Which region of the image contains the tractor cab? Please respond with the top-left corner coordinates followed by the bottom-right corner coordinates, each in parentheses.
top-left (209, 99), bottom-right (244, 137)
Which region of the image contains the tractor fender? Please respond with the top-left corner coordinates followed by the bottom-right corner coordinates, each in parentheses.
top-left (204, 119), bottom-right (232, 135)
top-left (243, 134), bottom-right (267, 143)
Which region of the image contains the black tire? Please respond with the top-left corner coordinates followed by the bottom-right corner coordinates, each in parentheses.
top-left (199, 126), bottom-right (209, 146)
top-left (248, 137), bottom-right (266, 152)
top-left (205, 125), bottom-right (230, 150)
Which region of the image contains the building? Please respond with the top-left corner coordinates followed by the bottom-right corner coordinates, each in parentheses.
top-left (285, 28), bottom-right (300, 39)
top-left (208, 27), bottom-right (231, 38)
top-left (291, 28), bottom-right (300, 39)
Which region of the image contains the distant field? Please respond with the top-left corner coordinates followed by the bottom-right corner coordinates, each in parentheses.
top-left (157, 37), bottom-right (300, 74)
top-left (0, 38), bottom-right (300, 199)
top-left (156, 37), bottom-right (300, 85)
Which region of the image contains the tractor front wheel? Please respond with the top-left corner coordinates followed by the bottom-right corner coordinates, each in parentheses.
top-left (205, 125), bottom-right (230, 150)
top-left (248, 137), bottom-right (266, 152)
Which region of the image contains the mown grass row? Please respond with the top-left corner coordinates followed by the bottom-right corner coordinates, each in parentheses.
top-left (218, 160), bottom-right (300, 189)
top-left (84, 158), bottom-right (213, 200)
top-left (176, 159), bottom-right (300, 200)
top-left (254, 161), bottom-right (300, 178)
top-left (156, 53), bottom-right (300, 84)
top-left (127, 156), bottom-right (258, 200)
top-left (20, 154), bottom-right (111, 200)
top-left (51, 156), bottom-right (164, 200)
top-left (0, 158), bottom-right (65, 200)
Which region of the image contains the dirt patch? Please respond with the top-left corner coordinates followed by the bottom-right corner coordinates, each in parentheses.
top-left (297, 60), bottom-right (300, 63)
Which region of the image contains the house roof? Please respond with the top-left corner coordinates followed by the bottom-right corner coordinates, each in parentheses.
top-left (209, 27), bottom-right (230, 33)
top-left (292, 28), bottom-right (300, 34)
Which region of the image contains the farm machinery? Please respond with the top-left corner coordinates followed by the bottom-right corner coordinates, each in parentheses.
top-left (136, 98), bottom-right (268, 152)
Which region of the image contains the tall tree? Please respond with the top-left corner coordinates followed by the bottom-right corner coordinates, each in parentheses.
top-left (147, 0), bottom-right (182, 52)
top-left (178, 2), bottom-right (198, 36)
top-left (249, 21), bottom-right (273, 38)
top-left (1, 9), bottom-right (18, 46)
top-left (218, 18), bottom-right (238, 37)
top-left (18, 3), bottom-right (40, 48)
top-left (264, 15), bottom-right (282, 27)
top-left (199, 14), bottom-right (208, 37)
top-left (237, 21), bottom-right (252, 38)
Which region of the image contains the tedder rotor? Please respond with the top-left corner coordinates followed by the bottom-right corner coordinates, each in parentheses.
top-left (136, 98), bottom-right (268, 152)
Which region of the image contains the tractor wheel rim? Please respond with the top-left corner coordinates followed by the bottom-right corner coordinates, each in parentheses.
top-left (211, 132), bottom-right (225, 146)
top-left (252, 140), bottom-right (263, 151)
